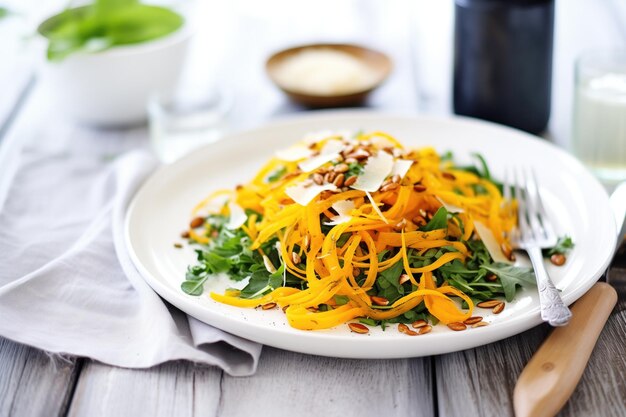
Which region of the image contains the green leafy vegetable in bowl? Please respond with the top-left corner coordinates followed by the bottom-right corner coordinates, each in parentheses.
top-left (38, 0), bottom-right (184, 61)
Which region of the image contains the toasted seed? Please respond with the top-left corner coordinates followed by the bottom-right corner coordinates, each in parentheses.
top-left (174, 243), bottom-right (183, 249)
top-left (442, 172), bottom-right (456, 180)
top-left (447, 322), bottom-right (467, 331)
top-left (189, 216), bottom-right (204, 228)
top-left (392, 148), bottom-right (403, 158)
top-left (472, 321), bottom-right (489, 328)
top-left (282, 305), bottom-right (289, 313)
top-left (325, 171), bottom-right (337, 183)
top-left (320, 190), bottom-right (335, 200)
top-left (313, 173), bottom-right (324, 185)
top-left (333, 173), bottom-right (345, 187)
top-left (344, 157), bottom-right (357, 164)
top-left (412, 216), bottom-right (426, 227)
top-left (302, 234), bottom-right (310, 250)
top-left (418, 325), bottom-right (433, 335)
top-left (348, 323), bottom-right (369, 334)
top-left (411, 319), bottom-right (428, 329)
top-left (342, 145), bottom-right (355, 156)
top-left (391, 174), bottom-right (401, 184)
top-left (501, 242), bottom-right (514, 260)
top-left (399, 273), bottom-right (410, 285)
top-left (353, 267), bottom-right (361, 277)
top-left (550, 253), bottom-right (566, 266)
top-left (394, 219), bottom-right (407, 232)
top-left (263, 255), bottom-right (277, 273)
top-left (371, 296), bottom-right (390, 306)
top-left (463, 316), bottom-right (483, 325)
top-left (261, 302), bottom-right (277, 310)
top-left (477, 299), bottom-right (501, 309)
top-left (486, 273), bottom-right (498, 282)
top-left (348, 149), bottom-right (370, 160)
top-left (380, 182), bottom-right (400, 192)
top-left (413, 184), bottom-right (427, 192)
top-left (181, 230), bottom-right (190, 239)
top-left (398, 323), bottom-right (418, 336)
top-left (307, 306), bottom-right (319, 312)
top-left (492, 302), bottom-right (505, 314)
top-left (291, 252), bottom-right (301, 265)
top-left (334, 163), bottom-right (349, 173)
top-left (344, 175), bottom-right (357, 187)
top-left (302, 179), bottom-right (313, 188)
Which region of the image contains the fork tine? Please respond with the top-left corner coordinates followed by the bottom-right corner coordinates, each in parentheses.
top-left (514, 168), bottom-right (531, 241)
top-left (529, 168), bottom-right (556, 240)
top-left (523, 167), bottom-right (546, 240)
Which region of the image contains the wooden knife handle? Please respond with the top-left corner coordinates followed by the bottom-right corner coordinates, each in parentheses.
top-left (513, 282), bottom-right (618, 417)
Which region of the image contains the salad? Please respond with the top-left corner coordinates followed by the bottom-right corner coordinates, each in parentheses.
top-left (180, 131), bottom-right (572, 335)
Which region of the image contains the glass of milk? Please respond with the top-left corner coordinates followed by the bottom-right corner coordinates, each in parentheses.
top-left (571, 50), bottom-right (626, 185)
top-left (148, 87), bottom-right (232, 163)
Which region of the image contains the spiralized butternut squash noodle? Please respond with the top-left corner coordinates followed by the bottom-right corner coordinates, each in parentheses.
top-left (183, 131), bottom-right (521, 332)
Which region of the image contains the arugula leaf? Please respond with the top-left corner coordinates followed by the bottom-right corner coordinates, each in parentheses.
top-left (482, 263), bottom-right (536, 302)
top-left (543, 235), bottom-right (574, 257)
top-left (375, 260), bottom-right (404, 302)
top-left (421, 206), bottom-right (448, 231)
top-left (267, 166), bottom-right (287, 183)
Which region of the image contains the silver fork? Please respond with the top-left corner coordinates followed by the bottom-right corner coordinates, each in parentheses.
top-left (506, 168), bottom-right (572, 327)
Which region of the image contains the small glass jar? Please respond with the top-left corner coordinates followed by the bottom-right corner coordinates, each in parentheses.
top-left (148, 87), bottom-right (232, 163)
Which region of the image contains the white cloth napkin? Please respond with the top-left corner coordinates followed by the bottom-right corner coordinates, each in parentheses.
top-left (0, 148), bottom-right (261, 376)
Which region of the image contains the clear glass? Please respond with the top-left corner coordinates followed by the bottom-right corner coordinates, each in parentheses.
top-left (148, 87), bottom-right (232, 163)
top-left (571, 50), bottom-right (626, 185)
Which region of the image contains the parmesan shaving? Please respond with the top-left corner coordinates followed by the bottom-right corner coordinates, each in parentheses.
top-left (285, 182), bottom-right (337, 206)
top-left (225, 201), bottom-right (247, 229)
top-left (275, 145), bottom-right (313, 161)
top-left (297, 139), bottom-right (344, 172)
top-left (474, 221), bottom-right (512, 264)
top-left (436, 197), bottom-right (465, 213)
top-left (323, 200), bottom-right (356, 225)
top-left (351, 151), bottom-right (394, 192)
top-left (365, 191), bottom-right (389, 224)
top-left (391, 159), bottom-right (414, 179)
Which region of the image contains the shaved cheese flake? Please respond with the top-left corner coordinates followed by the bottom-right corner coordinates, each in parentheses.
top-left (320, 138), bottom-right (345, 154)
top-left (351, 151), bottom-right (394, 192)
top-left (474, 221), bottom-right (512, 264)
top-left (298, 152), bottom-right (339, 172)
top-left (369, 134), bottom-right (397, 148)
top-left (285, 182), bottom-right (337, 206)
top-left (391, 159), bottom-right (414, 179)
top-left (302, 130), bottom-right (335, 144)
top-left (365, 191), bottom-right (389, 224)
top-left (436, 197), bottom-right (465, 213)
top-left (323, 200), bottom-right (356, 225)
top-left (225, 201), bottom-right (247, 229)
top-left (275, 145), bottom-right (313, 161)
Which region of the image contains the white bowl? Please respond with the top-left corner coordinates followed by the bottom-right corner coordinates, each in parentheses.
top-left (39, 25), bottom-right (192, 127)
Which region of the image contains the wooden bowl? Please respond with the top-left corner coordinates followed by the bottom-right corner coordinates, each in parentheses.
top-left (266, 43), bottom-right (392, 108)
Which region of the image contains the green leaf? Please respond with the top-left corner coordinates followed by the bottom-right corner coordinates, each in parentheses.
top-left (181, 277), bottom-right (207, 296)
top-left (543, 235), bottom-right (574, 257)
top-left (0, 6), bottom-right (10, 20)
top-left (39, 3), bottom-right (184, 61)
top-left (482, 263), bottom-right (536, 302)
top-left (421, 206), bottom-right (448, 231)
top-left (359, 318), bottom-right (378, 326)
top-left (267, 166), bottom-right (286, 183)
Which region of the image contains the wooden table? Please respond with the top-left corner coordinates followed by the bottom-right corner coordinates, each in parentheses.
top-left (1, 1), bottom-right (625, 416)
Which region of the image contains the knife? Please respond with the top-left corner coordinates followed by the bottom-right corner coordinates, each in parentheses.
top-left (513, 182), bottom-right (626, 417)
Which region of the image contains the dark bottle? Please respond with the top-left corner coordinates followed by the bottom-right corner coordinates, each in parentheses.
top-left (453, 0), bottom-right (554, 134)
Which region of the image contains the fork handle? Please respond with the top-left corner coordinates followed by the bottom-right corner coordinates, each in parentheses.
top-left (527, 246), bottom-right (573, 326)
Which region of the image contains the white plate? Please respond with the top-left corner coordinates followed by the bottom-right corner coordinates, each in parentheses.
top-left (126, 111), bottom-right (616, 358)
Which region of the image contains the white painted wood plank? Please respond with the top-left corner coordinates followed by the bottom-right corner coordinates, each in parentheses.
top-left (67, 361), bottom-right (222, 417)
top-left (219, 347), bottom-right (433, 417)
top-left (0, 337), bottom-right (79, 417)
